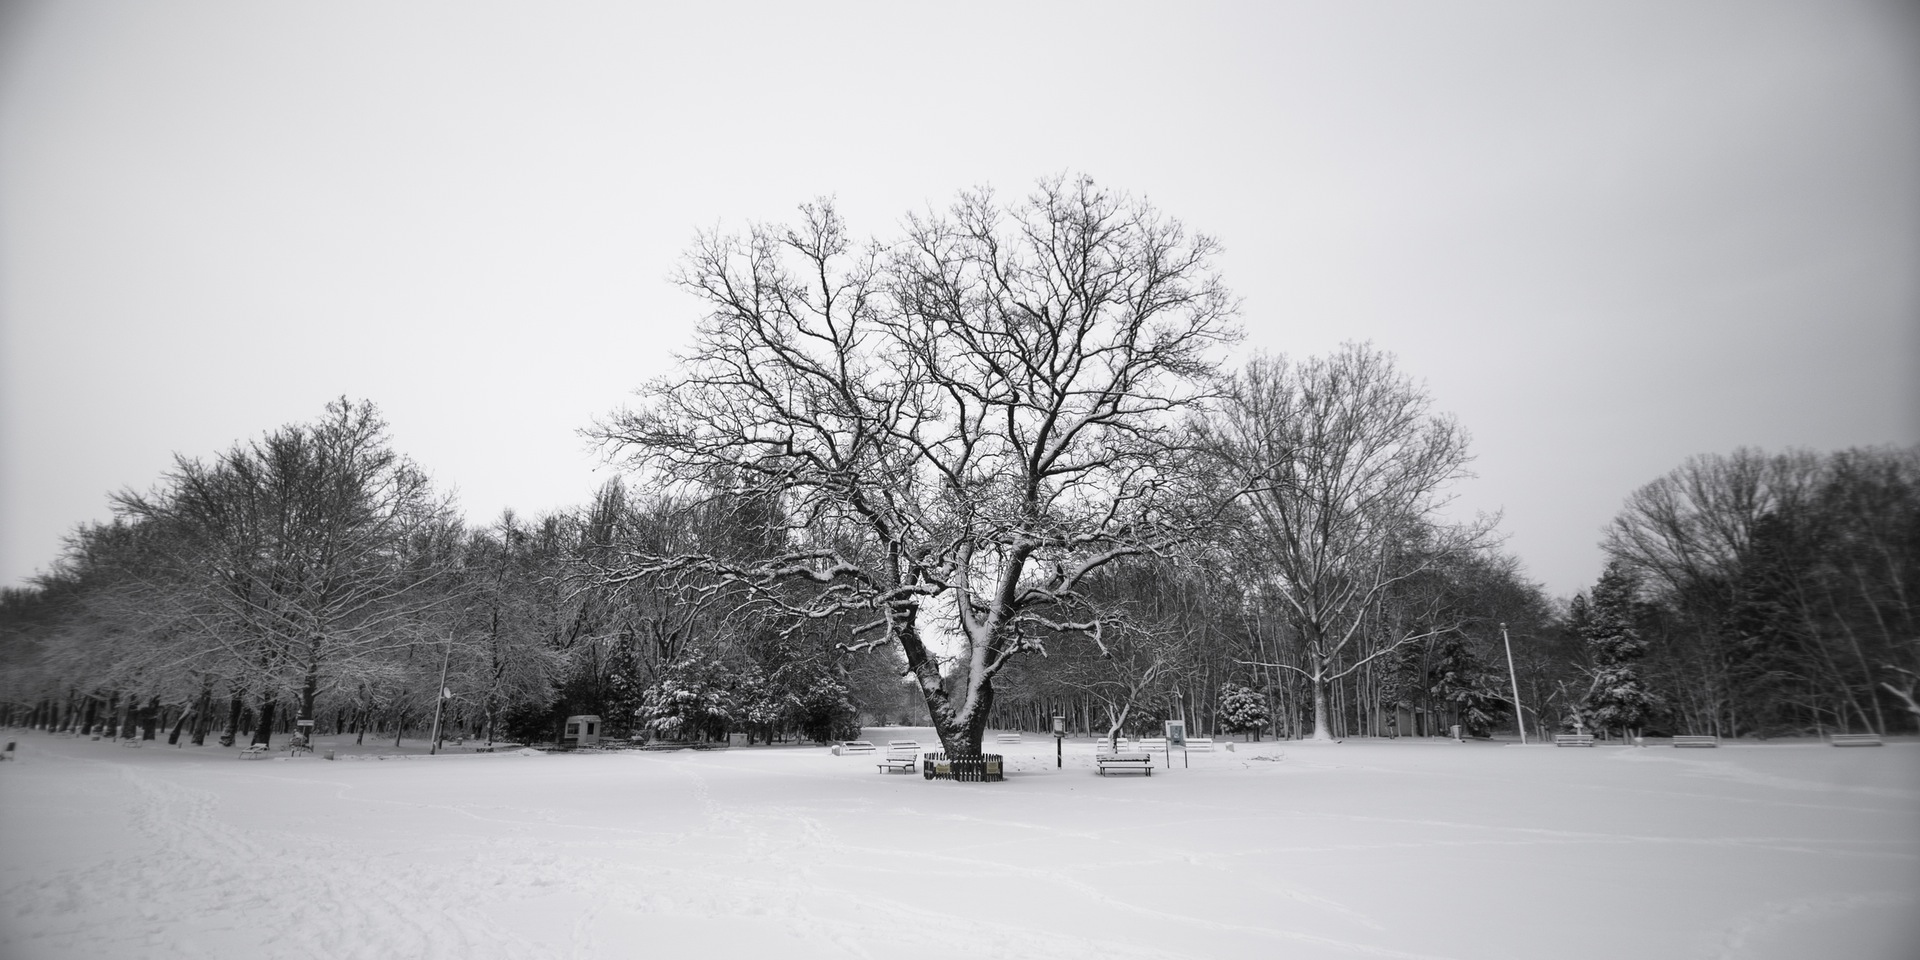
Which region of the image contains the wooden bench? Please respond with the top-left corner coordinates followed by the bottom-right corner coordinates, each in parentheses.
top-left (1673, 735), bottom-right (1719, 748)
top-left (1094, 737), bottom-right (1130, 753)
top-left (876, 741), bottom-right (921, 774)
top-left (239, 744), bottom-right (270, 760)
top-left (995, 732), bottom-right (1022, 745)
top-left (1095, 752), bottom-right (1152, 776)
top-left (1138, 737), bottom-right (1168, 753)
top-left (835, 740), bottom-right (875, 756)
top-left (1554, 734), bottom-right (1595, 747)
top-left (1830, 733), bottom-right (1884, 747)
top-left (1185, 738), bottom-right (1215, 752)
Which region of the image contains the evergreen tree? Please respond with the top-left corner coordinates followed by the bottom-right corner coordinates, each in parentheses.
top-left (1723, 512), bottom-right (1808, 736)
top-left (782, 671), bottom-right (861, 744)
top-left (1429, 635), bottom-right (1509, 736)
top-left (641, 656), bottom-right (739, 742)
top-left (1215, 683), bottom-right (1272, 741)
top-left (1577, 562), bottom-right (1661, 739)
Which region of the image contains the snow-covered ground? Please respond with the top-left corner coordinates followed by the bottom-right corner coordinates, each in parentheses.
top-left (2, 729), bottom-right (1915, 960)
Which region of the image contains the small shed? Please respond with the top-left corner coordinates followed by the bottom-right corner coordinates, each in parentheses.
top-left (563, 715), bottom-right (602, 747)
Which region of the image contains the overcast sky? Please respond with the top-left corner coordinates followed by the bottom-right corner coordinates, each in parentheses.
top-left (3, 0), bottom-right (1915, 599)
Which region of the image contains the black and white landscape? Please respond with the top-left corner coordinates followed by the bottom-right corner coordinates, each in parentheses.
top-left (2, 3), bottom-right (1916, 959)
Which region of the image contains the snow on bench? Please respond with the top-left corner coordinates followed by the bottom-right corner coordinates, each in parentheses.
top-left (1093, 737), bottom-right (1131, 754)
top-left (1673, 735), bottom-right (1719, 748)
top-left (239, 744), bottom-right (270, 760)
top-left (876, 741), bottom-right (922, 774)
top-left (1137, 737), bottom-right (1215, 753)
top-left (995, 732), bottom-right (1022, 745)
top-left (1554, 734), bottom-right (1595, 747)
top-left (1829, 733), bottom-right (1884, 747)
top-left (834, 740), bottom-right (875, 756)
top-left (1095, 752), bottom-right (1152, 776)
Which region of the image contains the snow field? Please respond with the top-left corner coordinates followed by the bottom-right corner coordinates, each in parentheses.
top-left (1, 730), bottom-right (1915, 960)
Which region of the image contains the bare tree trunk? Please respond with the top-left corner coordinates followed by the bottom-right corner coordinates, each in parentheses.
top-left (298, 657), bottom-right (321, 744)
top-left (167, 704), bottom-right (191, 745)
top-left (220, 692), bottom-right (243, 747)
top-left (1308, 643), bottom-right (1336, 740)
top-left (250, 697), bottom-right (277, 748)
top-left (190, 684), bottom-right (213, 746)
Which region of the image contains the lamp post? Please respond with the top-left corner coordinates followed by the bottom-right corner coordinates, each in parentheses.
top-left (428, 633), bottom-right (453, 755)
top-left (1501, 622), bottom-right (1527, 745)
top-left (1173, 687), bottom-right (1188, 769)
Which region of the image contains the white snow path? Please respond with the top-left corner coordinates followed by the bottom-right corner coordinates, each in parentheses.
top-left (2, 733), bottom-right (1916, 959)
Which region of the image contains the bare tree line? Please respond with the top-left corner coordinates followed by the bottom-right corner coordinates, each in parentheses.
top-left (4, 176), bottom-right (1914, 755)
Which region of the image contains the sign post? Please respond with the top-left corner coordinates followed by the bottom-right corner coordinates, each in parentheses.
top-left (1165, 719), bottom-right (1187, 769)
top-left (1052, 716), bottom-right (1065, 769)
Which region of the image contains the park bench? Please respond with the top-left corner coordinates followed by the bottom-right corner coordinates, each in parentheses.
top-left (995, 732), bottom-right (1022, 745)
top-left (239, 744), bottom-right (270, 760)
top-left (1185, 738), bottom-right (1215, 752)
top-left (835, 740), bottom-right (875, 756)
top-left (1672, 735), bottom-right (1719, 748)
top-left (1138, 737), bottom-right (1167, 753)
top-left (876, 741), bottom-right (921, 774)
top-left (1554, 734), bottom-right (1595, 747)
top-left (1095, 752), bottom-right (1152, 776)
top-left (2, 740), bottom-right (13, 761)
top-left (1829, 733), bottom-right (1884, 747)
top-left (1094, 737), bottom-right (1130, 753)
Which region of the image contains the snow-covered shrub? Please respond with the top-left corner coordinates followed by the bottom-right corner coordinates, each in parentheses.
top-left (641, 657), bottom-right (739, 742)
top-left (1216, 683), bottom-right (1272, 740)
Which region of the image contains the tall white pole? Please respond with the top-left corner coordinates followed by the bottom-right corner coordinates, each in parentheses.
top-left (428, 634), bottom-right (453, 755)
top-left (1501, 622), bottom-right (1527, 744)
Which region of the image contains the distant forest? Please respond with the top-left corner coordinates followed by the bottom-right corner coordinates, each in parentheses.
top-left (5, 179), bottom-right (1915, 753)
top-left (4, 418), bottom-right (1914, 753)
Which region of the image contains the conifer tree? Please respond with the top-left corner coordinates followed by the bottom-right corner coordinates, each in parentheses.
top-left (1215, 683), bottom-right (1272, 741)
top-left (1429, 636), bottom-right (1508, 737)
top-left (1577, 561), bottom-right (1661, 739)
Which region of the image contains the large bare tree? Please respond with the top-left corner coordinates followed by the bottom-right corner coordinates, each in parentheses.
top-left (1212, 345), bottom-right (1483, 741)
top-left (591, 175), bottom-right (1238, 756)
top-left (116, 399), bottom-right (453, 746)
